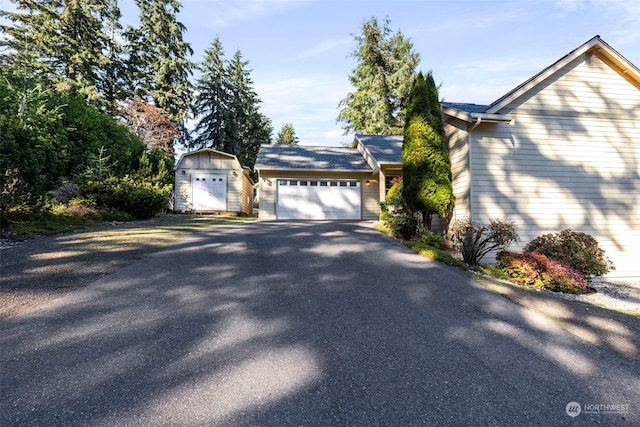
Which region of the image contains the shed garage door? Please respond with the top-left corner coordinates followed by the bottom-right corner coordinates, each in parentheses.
top-left (276, 180), bottom-right (361, 219)
top-left (192, 174), bottom-right (227, 211)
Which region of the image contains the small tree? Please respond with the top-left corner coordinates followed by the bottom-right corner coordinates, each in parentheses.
top-left (275, 123), bottom-right (299, 145)
top-left (402, 72), bottom-right (454, 230)
top-left (451, 218), bottom-right (519, 267)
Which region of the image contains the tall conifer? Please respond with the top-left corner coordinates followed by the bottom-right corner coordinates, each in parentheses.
top-left (402, 72), bottom-right (454, 229)
top-left (338, 17), bottom-right (420, 135)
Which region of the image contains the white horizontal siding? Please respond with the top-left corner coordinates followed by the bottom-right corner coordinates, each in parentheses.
top-left (468, 54), bottom-right (640, 278)
top-left (445, 116), bottom-right (471, 221)
top-left (503, 54), bottom-right (640, 117)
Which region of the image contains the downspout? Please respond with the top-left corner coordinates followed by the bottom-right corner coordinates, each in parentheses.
top-left (469, 116), bottom-right (482, 131)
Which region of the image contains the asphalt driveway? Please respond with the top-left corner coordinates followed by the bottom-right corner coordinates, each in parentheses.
top-left (1, 221), bottom-right (638, 426)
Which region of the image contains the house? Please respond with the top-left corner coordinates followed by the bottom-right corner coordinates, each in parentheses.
top-left (255, 36), bottom-right (638, 279)
top-left (441, 36), bottom-right (640, 280)
top-left (174, 148), bottom-right (254, 215)
top-left (254, 136), bottom-right (402, 220)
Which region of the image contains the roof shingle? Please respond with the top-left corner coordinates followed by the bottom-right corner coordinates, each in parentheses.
top-left (255, 145), bottom-right (372, 171)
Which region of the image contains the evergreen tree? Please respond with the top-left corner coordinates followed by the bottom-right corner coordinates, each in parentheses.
top-left (275, 123), bottom-right (299, 145)
top-left (1, 0), bottom-right (111, 101)
top-left (224, 50), bottom-right (272, 169)
top-left (338, 17), bottom-right (420, 135)
top-left (191, 37), bottom-right (230, 151)
top-left (125, 0), bottom-right (194, 125)
top-left (97, 0), bottom-right (128, 113)
top-left (401, 72), bottom-right (454, 230)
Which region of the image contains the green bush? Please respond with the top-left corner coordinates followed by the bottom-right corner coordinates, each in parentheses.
top-left (524, 229), bottom-right (614, 281)
top-left (415, 226), bottom-right (445, 249)
top-left (79, 177), bottom-right (171, 219)
top-left (497, 250), bottom-right (588, 294)
top-left (450, 218), bottom-right (519, 267)
top-left (379, 179), bottom-right (419, 240)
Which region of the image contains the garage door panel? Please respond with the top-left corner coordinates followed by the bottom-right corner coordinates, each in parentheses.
top-left (276, 180), bottom-right (361, 220)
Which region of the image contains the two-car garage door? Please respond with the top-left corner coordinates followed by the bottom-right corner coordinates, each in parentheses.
top-left (276, 179), bottom-right (361, 220)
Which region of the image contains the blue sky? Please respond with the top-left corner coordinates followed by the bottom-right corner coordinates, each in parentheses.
top-left (4, 0), bottom-right (639, 147)
top-left (140, 0), bottom-right (638, 147)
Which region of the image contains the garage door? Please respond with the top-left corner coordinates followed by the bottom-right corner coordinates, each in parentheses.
top-left (192, 174), bottom-right (227, 211)
top-left (276, 180), bottom-right (361, 220)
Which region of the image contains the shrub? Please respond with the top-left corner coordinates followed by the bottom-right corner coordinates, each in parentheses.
top-left (450, 218), bottom-right (519, 267)
top-left (379, 178), bottom-right (419, 240)
top-left (415, 225), bottom-right (445, 249)
top-left (497, 251), bottom-right (588, 294)
top-left (79, 177), bottom-right (171, 219)
top-left (525, 229), bottom-right (614, 281)
top-left (386, 214), bottom-right (418, 240)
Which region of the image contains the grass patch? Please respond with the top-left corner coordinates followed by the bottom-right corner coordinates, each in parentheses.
top-left (2, 209), bottom-right (108, 239)
top-left (405, 241), bottom-right (465, 268)
top-left (2, 206), bottom-right (255, 240)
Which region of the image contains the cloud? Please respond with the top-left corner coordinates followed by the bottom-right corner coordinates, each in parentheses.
top-left (182, 0), bottom-right (311, 29)
top-left (254, 72), bottom-right (351, 145)
top-left (297, 37), bottom-right (352, 59)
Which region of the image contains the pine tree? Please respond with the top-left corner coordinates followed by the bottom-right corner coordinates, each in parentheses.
top-left (97, 0), bottom-right (128, 113)
top-left (338, 17), bottom-right (420, 135)
top-left (125, 0), bottom-right (194, 124)
top-left (190, 44), bottom-right (272, 169)
top-left (1, 0), bottom-right (111, 101)
top-left (275, 123), bottom-right (299, 145)
top-left (401, 72), bottom-right (454, 230)
top-left (191, 37), bottom-right (230, 151)
top-left (225, 50), bottom-right (271, 169)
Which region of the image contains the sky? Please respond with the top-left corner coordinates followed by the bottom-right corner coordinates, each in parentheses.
top-left (3, 0), bottom-right (639, 148)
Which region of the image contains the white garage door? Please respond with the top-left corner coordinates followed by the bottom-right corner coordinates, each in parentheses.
top-left (276, 180), bottom-right (361, 220)
top-left (192, 174), bottom-right (227, 211)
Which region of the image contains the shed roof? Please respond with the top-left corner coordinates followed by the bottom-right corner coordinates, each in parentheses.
top-left (255, 145), bottom-right (372, 171)
top-left (174, 148), bottom-right (241, 170)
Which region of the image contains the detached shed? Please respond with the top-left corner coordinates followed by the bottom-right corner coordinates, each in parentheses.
top-left (174, 148), bottom-right (254, 215)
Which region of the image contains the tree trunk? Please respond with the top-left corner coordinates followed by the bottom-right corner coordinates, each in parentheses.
top-left (422, 211), bottom-right (432, 230)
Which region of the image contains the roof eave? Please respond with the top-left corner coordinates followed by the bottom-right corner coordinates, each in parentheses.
top-left (441, 106), bottom-right (512, 123)
top-left (255, 167), bottom-right (373, 173)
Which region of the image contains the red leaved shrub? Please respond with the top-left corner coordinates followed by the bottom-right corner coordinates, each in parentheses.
top-left (496, 251), bottom-right (588, 294)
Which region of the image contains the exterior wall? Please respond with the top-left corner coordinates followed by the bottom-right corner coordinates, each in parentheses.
top-left (241, 173), bottom-right (254, 215)
top-left (257, 170), bottom-right (380, 220)
top-left (174, 151), bottom-right (251, 213)
top-left (444, 116), bottom-right (471, 222)
top-left (468, 53), bottom-right (640, 279)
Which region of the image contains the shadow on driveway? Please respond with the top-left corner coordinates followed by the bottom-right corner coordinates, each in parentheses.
top-left (1, 221), bottom-right (638, 426)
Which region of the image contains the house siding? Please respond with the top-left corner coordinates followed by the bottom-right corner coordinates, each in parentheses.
top-left (467, 53), bottom-right (640, 279)
top-left (444, 116), bottom-right (471, 222)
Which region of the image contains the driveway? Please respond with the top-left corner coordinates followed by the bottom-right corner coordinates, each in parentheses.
top-left (1, 221), bottom-right (638, 426)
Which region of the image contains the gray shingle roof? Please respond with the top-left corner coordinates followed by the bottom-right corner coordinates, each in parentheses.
top-left (255, 145), bottom-right (372, 171)
top-left (355, 134), bottom-right (403, 165)
top-left (440, 102), bottom-right (489, 114)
